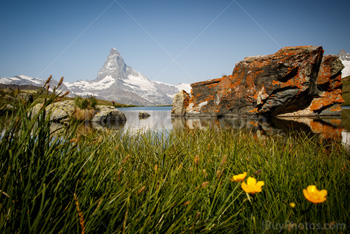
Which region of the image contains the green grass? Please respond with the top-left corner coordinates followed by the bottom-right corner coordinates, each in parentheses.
top-left (0, 90), bottom-right (349, 233)
top-left (342, 76), bottom-right (350, 106)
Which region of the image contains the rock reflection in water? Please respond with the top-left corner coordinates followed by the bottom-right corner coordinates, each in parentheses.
top-left (121, 110), bottom-right (172, 133)
top-left (172, 116), bottom-right (344, 140)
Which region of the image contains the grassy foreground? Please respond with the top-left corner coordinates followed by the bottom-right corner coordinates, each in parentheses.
top-left (0, 92), bottom-right (350, 233)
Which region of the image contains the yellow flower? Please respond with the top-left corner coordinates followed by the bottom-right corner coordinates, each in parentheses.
top-left (241, 177), bottom-right (264, 194)
top-left (303, 185), bottom-right (327, 204)
top-left (230, 172), bottom-right (247, 182)
top-left (289, 202), bottom-right (296, 208)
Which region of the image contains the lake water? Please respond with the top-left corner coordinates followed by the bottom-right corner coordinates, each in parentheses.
top-left (118, 106), bottom-right (350, 146)
top-left (118, 106), bottom-right (173, 132)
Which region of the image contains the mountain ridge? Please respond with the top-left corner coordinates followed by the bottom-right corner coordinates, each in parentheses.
top-left (0, 49), bottom-right (191, 105)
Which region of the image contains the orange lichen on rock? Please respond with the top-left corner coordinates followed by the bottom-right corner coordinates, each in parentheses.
top-left (173, 46), bottom-right (344, 117)
top-left (307, 55), bottom-right (345, 115)
top-left (310, 92), bottom-right (344, 111)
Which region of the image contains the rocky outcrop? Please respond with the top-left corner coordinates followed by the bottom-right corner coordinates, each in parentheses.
top-left (32, 100), bottom-right (76, 122)
top-left (171, 90), bottom-right (190, 116)
top-left (279, 55), bottom-right (344, 116)
top-left (172, 46), bottom-right (344, 117)
top-left (32, 101), bottom-right (127, 128)
top-left (91, 105), bottom-right (126, 128)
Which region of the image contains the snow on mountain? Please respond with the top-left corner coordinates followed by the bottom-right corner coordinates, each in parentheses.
top-left (0, 75), bottom-right (67, 91)
top-left (0, 48), bottom-right (192, 105)
top-left (338, 49), bottom-right (350, 78)
top-left (342, 60), bottom-right (350, 78)
top-left (64, 75), bottom-right (115, 91)
top-left (0, 75), bottom-right (44, 85)
top-left (175, 83), bottom-right (192, 94)
top-left (63, 48), bottom-right (191, 105)
top-left (153, 80), bottom-right (192, 99)
top-left (124, 69), bottom-right (158, 93)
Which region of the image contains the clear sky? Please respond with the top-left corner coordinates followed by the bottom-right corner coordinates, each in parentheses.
top-left (0, 0), bottom-right (349, 85)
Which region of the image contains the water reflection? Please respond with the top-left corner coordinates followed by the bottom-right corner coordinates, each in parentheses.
top-left (120, 109), bottom-right (172, 133)
top-left (62, 106), bottom-right (350, 147)
top-left (172, 116), bottom-right (344, 140)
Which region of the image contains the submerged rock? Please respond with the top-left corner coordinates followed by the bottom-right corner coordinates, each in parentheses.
top-left (172, 46), bottom-right (344, 117)
top-left (139, 111), bottom-right (151, 119)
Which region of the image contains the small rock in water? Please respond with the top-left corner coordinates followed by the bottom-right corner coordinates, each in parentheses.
top-left (139, 111), bottom-right (151, 119)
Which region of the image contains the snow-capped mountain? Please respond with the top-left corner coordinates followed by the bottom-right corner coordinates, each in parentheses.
top-left (0, 48), bottom-right (191, 105)
top-left (64, 48), bottom-right (190, 105)
top-left (0, 75), bottom-right (68, 90)
top-left (153, 81), bottom-right (192, 99)
top-left (338, 49), bottom-right (350, 78)
top-left (0, 75), bottom-right (43, 86)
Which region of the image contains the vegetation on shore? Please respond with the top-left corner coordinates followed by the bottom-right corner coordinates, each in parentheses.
top-left (342, 75), bottom-right (350, 106)
top-left (0, 84), bottom-right (136, 116)
top-left (0, 84), bottom-right (349, 233)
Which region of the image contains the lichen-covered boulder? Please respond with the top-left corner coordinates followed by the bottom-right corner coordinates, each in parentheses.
top-left (180, 46), bottom-right (344, 117)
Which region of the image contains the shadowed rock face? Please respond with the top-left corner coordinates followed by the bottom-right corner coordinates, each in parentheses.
top-left (171, 90), bottom-right (190, 116)
top-left (173, 46), bottom-right (344, 117)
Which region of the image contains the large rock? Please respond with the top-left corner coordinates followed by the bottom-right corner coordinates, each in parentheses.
top-left (32, 101), bottom-right (127, 127)
top-left (139, 111), bottom-right (151, 119)
top-left (32, 100), bottom-right (76, 122)
top-left (171, 90), bottom-right (190, 116)
top-left (174, 46), bottom-right (344, 117)
top-left (91, 105), bottom-right (127, 128)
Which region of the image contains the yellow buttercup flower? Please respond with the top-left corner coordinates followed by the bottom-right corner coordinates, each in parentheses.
top-left (230, 172), bottom-right (247, 182)
top-left (303, 185), bottom-right (327, 204)
top-left (241, 177), bottom-right (264, 194)
top-left (289, 202), bottom-right (296, 208)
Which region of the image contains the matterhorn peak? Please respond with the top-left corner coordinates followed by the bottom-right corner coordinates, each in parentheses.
top-left (110, 48), bottom-right (121, 56)
top-left (96, 48), bottom-right (126, 81)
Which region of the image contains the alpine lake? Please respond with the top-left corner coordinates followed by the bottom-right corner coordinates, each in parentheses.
top-left (96, 105), bottom-right (350, 148)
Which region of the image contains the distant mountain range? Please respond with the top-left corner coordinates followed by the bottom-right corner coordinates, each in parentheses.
top-left (338, 49), bottom-right (350, 78)
top-left (0, 48), bottom-right (191, 105)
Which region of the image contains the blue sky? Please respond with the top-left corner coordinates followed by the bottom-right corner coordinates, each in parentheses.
top-left (0, 0), bottom-right (349, 84)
